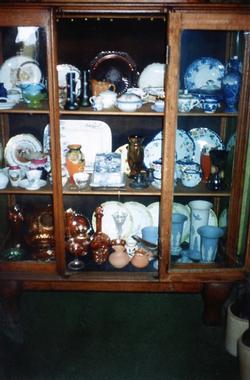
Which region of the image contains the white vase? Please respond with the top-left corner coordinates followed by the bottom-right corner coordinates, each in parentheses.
top-left (238, 335), bottom-right (250, 380)
top-left (225, 303), bottom-right (248, 357)
top-left (188, 200), bottom-right (213, 255)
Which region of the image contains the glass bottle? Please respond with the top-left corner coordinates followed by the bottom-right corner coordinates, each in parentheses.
top-left (127, 135), bottom-right (144, 178)
top-left (66, 144), bottom-right (85, 183)
top-left (222, 56), bottom-right (242, 113)
top-left (90, 206), bottom-right (110, 265)
top-left (64, 72), bottom-right (79, 110)
top-left (81, 70), bottom-right (91, 107)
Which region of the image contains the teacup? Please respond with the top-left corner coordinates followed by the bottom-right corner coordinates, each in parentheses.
top-left (181, 168), bottom-right (201, 187)
top-left (153, 99), bottom-right (165, 112)
top-left (26, 168), bottom-right (42, 188)
top-left (9, 165), bottom-right (22, 187)
top-left (89, 95), bottom-right (104, 111)
top-left (178, 90), bottom-right (200, 112)
top-left (202, 98), bottom-right (219, 113)
top-left (98, 89), bottom-right (117, 108)
top-left (73, 172), bottom-right (89, 189)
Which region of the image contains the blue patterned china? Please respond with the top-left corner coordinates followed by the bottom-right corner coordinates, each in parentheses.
top-left (181, 168), bottom-right (201, 187)
top-left (184, 57), bottom-right (225, 92)
top-left (188, 127), bottom-right (225, 164)
top-left (202, 97), bottom-right (219, 113)
top-left (178, 90), bottom-right (201, 112)
top-left (222, 56), bottom-right (242, 113)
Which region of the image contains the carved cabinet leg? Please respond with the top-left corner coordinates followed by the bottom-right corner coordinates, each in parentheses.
top-left (0, 280), bottom-right (23, 342)
top-left (202, 282), bottom-right (233, 326)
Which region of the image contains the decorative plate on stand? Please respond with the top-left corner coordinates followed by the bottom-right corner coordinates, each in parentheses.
top-left (90, 51), bottom-right (139, 96)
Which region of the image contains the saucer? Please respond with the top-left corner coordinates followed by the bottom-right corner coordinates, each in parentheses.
top-left (19, 179), bottom-right (47, 190)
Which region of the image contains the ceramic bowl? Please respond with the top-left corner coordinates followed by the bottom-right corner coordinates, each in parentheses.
top-left (0, 171), bottom-right (9, 189)
top-left (116, 93), bottom-right (142, 112)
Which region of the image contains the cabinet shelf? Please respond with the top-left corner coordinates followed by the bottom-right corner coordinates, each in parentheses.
top-left (60, 103), bottom-right (163, 116)
top-left (174, 181), bottom-right (231, 197)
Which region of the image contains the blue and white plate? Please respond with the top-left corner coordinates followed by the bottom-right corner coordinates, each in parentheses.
top-left (146, 129), bottom-right (194, 167)
top-left (184, 57), bottom-right (225, 92)
top-left (175, 129), bottom-right (195, 161)
top-left (188, 127), bottom-right (225, 164)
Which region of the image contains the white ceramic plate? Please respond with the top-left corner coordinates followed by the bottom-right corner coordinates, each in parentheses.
top-left (124, 201), bottom-right (153, 236)
top-left (19, 179), bottom-right (47, 190)
top-left (184, 57), bottom-right (225, 91)
top-left (144, 139), bottom-right (162, 168)
top-left (115, 144), bottom-right (129, 174)
top-left (17, 61), bottom-right (42, 86)
top-left (43, 120), bottom-right (112, 173)
top-left (147, 202), bottom-right (160, 227)
top-left (0, 55), bottom-right (41, 91)
top-left (138, 63), bottom-right (165, 89)
top-left (91, 201), bottom-right (133, 240)
top-left (4, 134), bottom-right (42, 167)
top-left (57, 64), bottom-right (81, 96)
top-left (188, 127), bottom-right (225, 164)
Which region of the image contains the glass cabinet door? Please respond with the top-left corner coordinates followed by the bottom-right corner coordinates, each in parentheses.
top-left (0, 8), bottom-right (62, 274)
top-left (165, 11), bottom-right (250, 271)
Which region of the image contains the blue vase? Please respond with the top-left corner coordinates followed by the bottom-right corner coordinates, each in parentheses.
top-left (222, 56), bottom-right (241, 113)
top-left (171, 213), bottom-right (187, 256)
top-left (0, 82), bottom-right (7, 98)
top-left (198, 225), bottom-right (224, 263)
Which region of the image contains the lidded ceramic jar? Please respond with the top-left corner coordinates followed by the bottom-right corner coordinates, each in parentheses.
top-left (116, 93), bottom-right (142, 112)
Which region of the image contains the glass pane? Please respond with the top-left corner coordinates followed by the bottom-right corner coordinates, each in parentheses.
top-left (0, 26), bottom-right (48, 109)
top-left (171, 29), bottom-right (249, 268)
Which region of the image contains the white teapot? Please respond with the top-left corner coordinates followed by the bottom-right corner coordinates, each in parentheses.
top-left (97, 89), bottom-right (117, 109)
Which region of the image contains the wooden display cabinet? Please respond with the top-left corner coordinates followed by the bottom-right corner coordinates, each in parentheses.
top-left (0, 1), bottom-right (250, 325)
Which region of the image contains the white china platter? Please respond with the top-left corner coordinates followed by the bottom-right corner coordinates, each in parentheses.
top-left (19, 179), bottom-right (47, 190)
top-left (188, 127), bottom-right (225, 164)
top-left (147, 202), bottom-right (160, 227)
top-left (144, 139), bottom-right (162, 168)
top-left (43, 120), bottom-right (112, 173)
top-left (175, 129), bottom-right (195, 161)
top-left (124, 201), bottom-right (153, 236)
top-left (138, 63), bottom-right (165, 89)
top-left (91, 201), bottom-right (133, 240)
top-left (115, 144), bottom-right (129, 174)
top-left (0, 55), bottom-right (41, 91)
top-left (57, 64), bottom-right (81, 96)
top-left (4, 134), bottom-right (42, 167)
top-left (184, 57), bottom-right (225, 91)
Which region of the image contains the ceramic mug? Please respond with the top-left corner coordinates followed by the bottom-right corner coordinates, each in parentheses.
top-left (181, 168), bottom-right (201, 187)
top-left (178, 95), bottom-right (200, 112)
top-left (202, 98), bottom-right (219, 113)
top-left (89, 95), bottom-right (104, 111)
top-left (26, 168), bottom-right (42, 188)
top-left (9, 166), bottom-right (22, 187)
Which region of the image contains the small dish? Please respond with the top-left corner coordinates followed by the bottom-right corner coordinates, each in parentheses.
top-left (19, 178), bottom-right (47, 190)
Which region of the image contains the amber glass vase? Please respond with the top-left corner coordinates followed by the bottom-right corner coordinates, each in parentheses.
top-left (127, 135), bottom-right (144, 178)
top-left (90, 206), bottom-right (110, 265)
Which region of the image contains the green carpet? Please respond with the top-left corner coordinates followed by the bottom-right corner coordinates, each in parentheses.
top-left (0, 292), bottom-right (240, 380)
